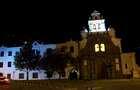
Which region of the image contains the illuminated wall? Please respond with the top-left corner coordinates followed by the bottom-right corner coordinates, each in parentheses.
top-left (56, 39), bottom-right (79, 58)
top-left (0, 41), bottom-right (56, 80)
top-left (0, 46), bottom-right (21, 79)
top-left (121, 52), bottom-right (136, 75)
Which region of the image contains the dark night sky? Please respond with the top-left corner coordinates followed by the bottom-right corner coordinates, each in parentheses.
top-left (1, 2), bottom-right (140, 53)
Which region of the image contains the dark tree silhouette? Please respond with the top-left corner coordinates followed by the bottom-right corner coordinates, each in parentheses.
top-left (41, 48), bottom-right (76, 79)
top-left (40, 48), bottom-right (55, 79)
top-left (14, 41), bottom-right (41, 80)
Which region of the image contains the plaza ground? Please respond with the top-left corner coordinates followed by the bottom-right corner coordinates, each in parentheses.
top-left (7, 79), bottom-right (140, 90)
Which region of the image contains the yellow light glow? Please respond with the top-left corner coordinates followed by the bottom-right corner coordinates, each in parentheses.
top-left (84, 60), bottom-right (87, 66)
top-left (116, 64), bottom-right (120, 71)
top-left (100, 43), bottom-right (105, 52)
top-left (95, 44), bottom-right (99, 52)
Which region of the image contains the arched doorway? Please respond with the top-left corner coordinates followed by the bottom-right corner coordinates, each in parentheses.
top-left (68, 69), bottom-right (79, 80)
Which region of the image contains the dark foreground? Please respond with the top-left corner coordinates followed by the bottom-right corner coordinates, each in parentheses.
top-left (2, 79), bottom-right (140, 90)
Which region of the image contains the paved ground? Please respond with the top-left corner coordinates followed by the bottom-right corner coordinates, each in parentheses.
top-left (7, 79), bottom-right (140, 90)
top-left (91, 79), bottom-right (140, 90)
top-left (0, 85), bottom-right (10, 90)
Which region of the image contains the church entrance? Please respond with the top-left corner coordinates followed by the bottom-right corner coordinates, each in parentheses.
top-left (68, 69), bottom-right (78, 80)
top-left (94, 60), bottom-right (108, 79)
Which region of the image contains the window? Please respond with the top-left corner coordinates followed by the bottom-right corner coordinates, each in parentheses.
top-left (8, 51), bottom-right (12, 56)
top-left (8, 62), bottom-right (11, 67)
top-left (115, 58), bottom-right (120, 71)
top-left (70, 46), bottom-right (74, 53)
top-left (15, 51), bottom-right (19, 55)
top-left (7, 74), bottom-right (11, 79)
top-left (32, 72), bottom-right (38, 78)
top-left (100, 43), bottom-right (105, 52)
top-left (60, 46), bottom-right (67, 52)
top-left (32, 49), bottom-right (35, 54)
top-left (83, 60), bottom-right (87, 66)
top-left (95, 44), bottom-right (99, 52)
top-left (0, 62), bottom-right (3, 68)
top-left (115, 58), bottom-right (119, 63)
top-left (46, 48), bottom-right (53, 55)
top-left (36, 50), bottom-right (40, 55)
top-left (0, 51), bottom-right (4, 57)
top-left (125, 64), bottom-right (128, 69)
top-left (19, 73), bottom-right (24, 79)
top-left (116, 64), bottom-right (120, 71)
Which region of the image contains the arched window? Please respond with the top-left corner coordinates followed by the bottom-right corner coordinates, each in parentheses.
top-left (95, 44), bottom-right (99, 52)
top-left (100, 43), bottom-right (105, 52)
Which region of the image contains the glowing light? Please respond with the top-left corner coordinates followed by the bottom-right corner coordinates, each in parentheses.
top-left (116, 64), bottom-right (120, 71)
top-left (84, 60), bottom-right (87, 66)
top-left (88, 19), bottom-right (106, 32)
top-left (100, 43), bottom-right (105, 52)
top-left (95, 44), bottom-right (99, 52)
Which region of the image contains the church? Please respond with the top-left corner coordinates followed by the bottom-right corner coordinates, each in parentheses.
top-left (60, 10), bottom-right (137, 80)
top-left (0, 10), bottom-right (138, 80)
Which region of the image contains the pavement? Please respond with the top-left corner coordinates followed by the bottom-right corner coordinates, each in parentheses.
top-left (0, 85), bottom-right (10, 90)
top-left (8, 79), bottom-right (140, 90)
top-left (88, 79), bottom-right (140, 90)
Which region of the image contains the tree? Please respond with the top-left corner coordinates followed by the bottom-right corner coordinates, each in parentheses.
top-left (41, 48), bottom-right (76, 79)
top-left (40, 48), bottom-right (55, 79)
top-left (14, 41), bottom-right (41, 80)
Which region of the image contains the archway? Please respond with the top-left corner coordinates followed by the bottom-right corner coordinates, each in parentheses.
top-left (68, 69), bottom-right (79, 80)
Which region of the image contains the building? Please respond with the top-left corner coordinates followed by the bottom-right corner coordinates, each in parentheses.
top-left (0, 46), bottom-right (21, 79)
top-left (0, 41), bottom-right (56, 80)
top-left (121, 52), bottom-right (136, 78)
top-left (57, 10), bottom-right (137, 80)
top-left (0, 10), bottom-right (138, 80)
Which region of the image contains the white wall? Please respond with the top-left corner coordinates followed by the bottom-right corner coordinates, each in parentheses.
top-left (0, 47), bottom-right (21, 79)
top-left (0, 41), bottom-right (57, 80)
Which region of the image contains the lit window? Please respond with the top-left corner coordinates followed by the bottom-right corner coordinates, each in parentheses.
top-left (116, 64), bottom-right (120, 71)
top-left (100, 43), bottom-right (105, 52)
top-left (95, 44), bottom-right (99, 52)
top-left (115, 58), bottom-right (119, 63)
top-left (84, 60), bottom-right (87, 66)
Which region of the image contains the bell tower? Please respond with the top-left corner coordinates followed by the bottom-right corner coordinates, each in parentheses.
top-left (79, 10), bottom-right (122, 80)
top-left (88, 10), bottom-right (106, 32)
top-left (90, 10), bottom-right (101, 20)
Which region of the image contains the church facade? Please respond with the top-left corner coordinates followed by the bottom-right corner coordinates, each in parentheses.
top-left (0, 10), bottom-right (138, 80)
top-left (57, 10), bottom-right (137, 80)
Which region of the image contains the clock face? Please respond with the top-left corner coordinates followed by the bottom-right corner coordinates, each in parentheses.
top-left (88, 19), bottom-right (106, 32)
